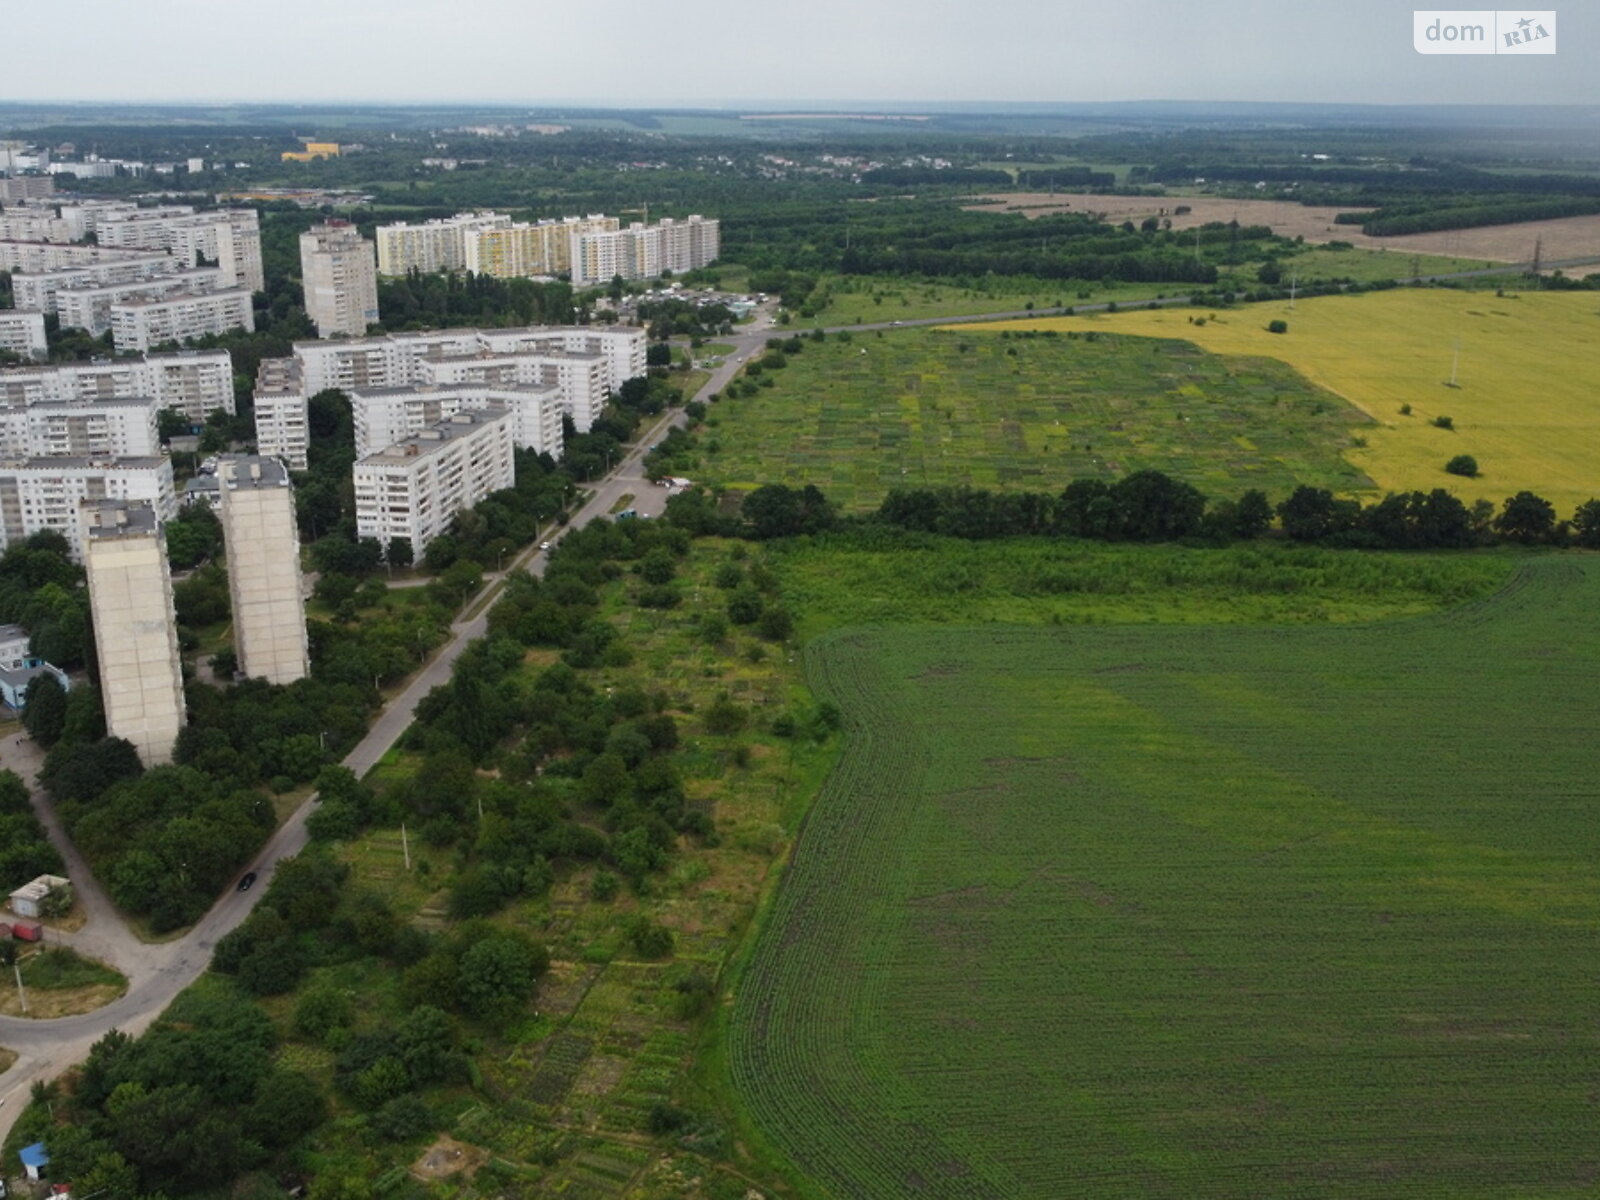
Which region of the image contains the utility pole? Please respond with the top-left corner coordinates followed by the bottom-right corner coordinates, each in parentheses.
top-left (1530, 236), bottom-right (1543, 284)
top-left (1449, 337), bottom-right (1461, 387)
top-left (1288, 273), bottom-right (1298, 311)
top-left (14, 959), bottom-right (27, 1014)
top-left (401, 823), bottom-right (411, 871)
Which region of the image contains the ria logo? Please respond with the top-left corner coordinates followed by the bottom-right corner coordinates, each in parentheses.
top-left (1414, 10), bottom-right (1557, 53)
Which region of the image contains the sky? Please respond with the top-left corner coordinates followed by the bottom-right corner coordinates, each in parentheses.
top-left (5, 0), bottom-right (1595, 107)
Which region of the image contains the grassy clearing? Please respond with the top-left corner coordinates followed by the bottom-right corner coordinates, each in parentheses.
top-left (773, 535), bottom-right (1515, 634)
top-left (730, 555), bottom-right (1600, 1199)
top-left (807, 273), bottom-right (1177, 326)
top-left (701, 326), bottom-right (1372, 510)
top-left (0, 1046), bottom-right (14, 1074)
top-left (1281, 244), bottom-right (1491, 283)
top-left (0, 948), bottom-right (128, 1018)
top-left (981, 289), bottom-right (1600, 515)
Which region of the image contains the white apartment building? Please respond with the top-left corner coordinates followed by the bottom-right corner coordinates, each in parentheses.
top-left (570, 215), bottom-right (719, 287)
top-left (110, 288), bottom-right (254, 352)
top-left (0, 240), bottom-right (165, 275)
top-left (353, 408), bottom-right (515, 555)
top-left (0, 350), bottom-right (236, 424)
top-left (462, 214), bottom-right (617, 279)
top-left (252, 357), bottom-right (308, 470)
top-left (0, 311), bottom-right (47, 361)
top-left (299, 221), bottom-right (380, 339)
top-left (55, 267), bottom-right (231, 336)
top-left (0, 456), bottom-right (176, 559)
top-left (0, 211), bottom-right (76, 244)
top-left (375, 211), bottom-right (510, 276)
top-left (95, 207), bottom-right (264, 292)
top-left (0, 396), bottom-right (160, 460)
top-left (218, 456), bottom-right (309, 686)
top-left (350, 382), bottom-right (563, 459)
top-left (11, 251), bottom-right (180, 313)
top-left (80, 499), bottom-right (185, 766)
top-left (292, 325), bottom-right (642, 434)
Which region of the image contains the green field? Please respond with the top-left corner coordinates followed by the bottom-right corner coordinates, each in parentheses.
top-left (805, 274), bottom-right (1179, 326)
top-left (703, 328), bottom-right (1373, 509)
top-left (729, 555), bottom-right (1600, 1198)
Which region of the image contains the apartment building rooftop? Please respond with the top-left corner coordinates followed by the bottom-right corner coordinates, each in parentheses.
top-left (82, 498), bottom-right (160, 539)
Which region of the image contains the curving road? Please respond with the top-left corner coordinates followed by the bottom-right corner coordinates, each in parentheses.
top-left (0, 304), bottom-right (780, 1144)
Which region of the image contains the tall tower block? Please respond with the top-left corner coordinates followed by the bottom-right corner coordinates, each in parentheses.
top-left (219, 456), bottom-right (309, 685)
top-left (299, 220), bottom-right (380, 339)
top-left (80, 498), bottom-right (186, 766)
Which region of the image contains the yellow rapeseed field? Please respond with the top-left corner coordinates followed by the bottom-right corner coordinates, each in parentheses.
top-left (976, 289), bottom-right (1600, 516)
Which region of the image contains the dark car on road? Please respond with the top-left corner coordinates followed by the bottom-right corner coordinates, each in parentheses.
top-left (237, 871), bottom-right (258, 892)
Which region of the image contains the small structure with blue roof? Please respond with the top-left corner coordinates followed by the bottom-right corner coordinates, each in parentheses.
top-left (20, 1142), bottom-right (50, 1181)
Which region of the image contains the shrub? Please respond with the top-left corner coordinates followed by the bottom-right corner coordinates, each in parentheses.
top-left (1266, 320), bottom-right (1288, 334)
top-left (1433, 415), bottom-right (1454, 430)
top-left (1445, 454), bottom-right (1479, 478)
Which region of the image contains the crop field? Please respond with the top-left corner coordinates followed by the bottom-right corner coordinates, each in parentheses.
top-left (982, 289), bottom-right (1600, 516)
top-left (729, 556), bottom-right (1600, 1198)
top-left (702, 328), bottom-right (1373, 510)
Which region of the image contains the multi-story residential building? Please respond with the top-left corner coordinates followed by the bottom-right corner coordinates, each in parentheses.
top-left (291, 325), bottom-right (642, 434)
top-left (0, 239), bottom-right (163, 275)
top-left (252, 357), bottom-right (308, 470)
top-left (0, 396), bottom-right (160, 460)
top-left (10, 251), bottom-right (181, 313)
top-left (299, 221), bottom-right (380, 339)
top-left (375, 211), bottom-right (510, 276)
top-left (94, 207), bottom-right (264, 292)
top-left (0, 351), bottom-right (235, 424)
top-left (110, 288), bottom-right (254, 352)
top-left (0, 311), bottom-right (47, 362)
top-left (0, 175), bottom-right (55, 203)
top-left (0, 211), bottom-right (77, 244)
top-left (54, 267), bottom-right (231, 336)
top-left (80, 498), bottom-right (185, 765)
top-left (570, 215), bottom-right (719, 286)
top-left (218, 456), bottom-right (309, 686)
top-left (462, 214), bottom-right (617, 279)
top-left (349, 382), bottom-right (563, 460)
top-left (353, 408), bottom-right (515, 555)
top-left (0, 456), bottom-right (176, 559)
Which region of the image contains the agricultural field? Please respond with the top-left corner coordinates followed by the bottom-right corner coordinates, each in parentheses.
top-left (702, 328), bottom-right (1373, 510)
top-left (729, 555), bottom-right (1600, 1199)
top-left (803, 274), bottom-right (1177, 326)
top-left (981, 289), bottom-right (1600, 516)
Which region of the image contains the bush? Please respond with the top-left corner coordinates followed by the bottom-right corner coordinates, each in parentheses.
top-left (1445, 454), bottom-right (1479, 478)
top-left (1433, 415), bottom-right (1454, 430)
top-left (1266, 319), bottom-right (1288, 334)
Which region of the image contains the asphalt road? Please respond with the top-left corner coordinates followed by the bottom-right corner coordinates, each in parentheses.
top-left (0, 302), bottom-right (780, 1145)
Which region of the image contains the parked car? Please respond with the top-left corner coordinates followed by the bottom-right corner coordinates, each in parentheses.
top-left (237, 871), bottom-right (258, 892)
top-left (12, 921), bottom-right (42, 942)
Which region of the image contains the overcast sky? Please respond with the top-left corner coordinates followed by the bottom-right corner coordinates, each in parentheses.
top-left (6, 0), bottom-right (1594, 107)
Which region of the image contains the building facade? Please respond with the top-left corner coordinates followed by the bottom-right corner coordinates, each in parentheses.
top-left (110, 288), bottom-right (254, 352)
top-left (0, 395), bottom-right (161, 460)
top-left (0, 310), bottom-right (47, 361)
top-left (353, 408), bottom-right (515, 554)
top-left (55, 267), bottom-right (231, 335)
top-left (251, 357), bottom-right (309, 470)
top-left (218, 456), bottom-right (309, 685)
top-left (462, 214), bottom-right (617, 278)
top-left (81, 499), bottom-right (186, 766)
top-left (571, 215), bottom-right (719, 286)
top-left (0, 350), bottom-right (235, 424)
top-left (375, 211), bottom-right (509, 276)
top-left (0, 456), bottom-right (176, 558)
top-left (299, 221), bottom-right (380, 339)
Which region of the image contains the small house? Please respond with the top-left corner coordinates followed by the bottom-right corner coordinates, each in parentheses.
top-left (9, 874), bottom-right (71, 919)
top-left (0, 661), bottom-right (70, 710)
top-left (19, 1142), bottom-right (49, 1181)
top-left (0, 624), bottom-right (28, 671)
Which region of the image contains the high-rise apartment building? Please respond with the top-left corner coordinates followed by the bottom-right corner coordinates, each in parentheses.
top-left (218, 456), bottom-right (309, 686)
top-left (353, 409), bottom-right (515, 555)
top-left (110, 288), bottom-right (254, 352)
top-left (0, 396), bottom-right (161, 460)
top-left (374, 211), bottom-right (510, 276)
top-left (0, 350), bottom-right (235, 424)
top-left (300, 221), bottom-right (380, 339)
top-left (81, 499), bottom-right (186, 766)
top-left (252, 357), bottom-right (309, 470)
top-left (570, 215), bottom-right (719, 286)
top-left (462, 214), bottom-right (618, 279)
top-left (0, 457), bottom-right (176, 558)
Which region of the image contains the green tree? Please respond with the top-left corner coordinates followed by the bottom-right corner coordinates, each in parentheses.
top-left (1573, 499), bottom-right (1600, 549)
top-left (21, 672), bottom-right (69, 746)
top-left (1444, 454), bottom-right (1479, 478)
top-left (1495, 491), bottom-right (1556, 543)
top-left (457, 932), bottom-right (548, 1027)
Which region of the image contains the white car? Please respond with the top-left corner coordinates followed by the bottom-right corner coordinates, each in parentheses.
top-left (539, 541), bottom-right (552, 551)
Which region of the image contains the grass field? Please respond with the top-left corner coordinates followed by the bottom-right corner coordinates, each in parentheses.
top-left (806, 274), bottom-right (1180, 326)
top-left (702, 328), bottom-right (1373, 509)
top-left (729, 555), bottom-right (1600, 1198)
top-left (773, 536), bottom-right (1514, 633)
top-left (980, 289), bottom-right (1600, 516)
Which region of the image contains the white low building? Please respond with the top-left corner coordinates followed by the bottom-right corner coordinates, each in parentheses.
top-left (354, 408), bottom-right (515, 555)
top-left (8, 874), bottom-right (71, 918)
